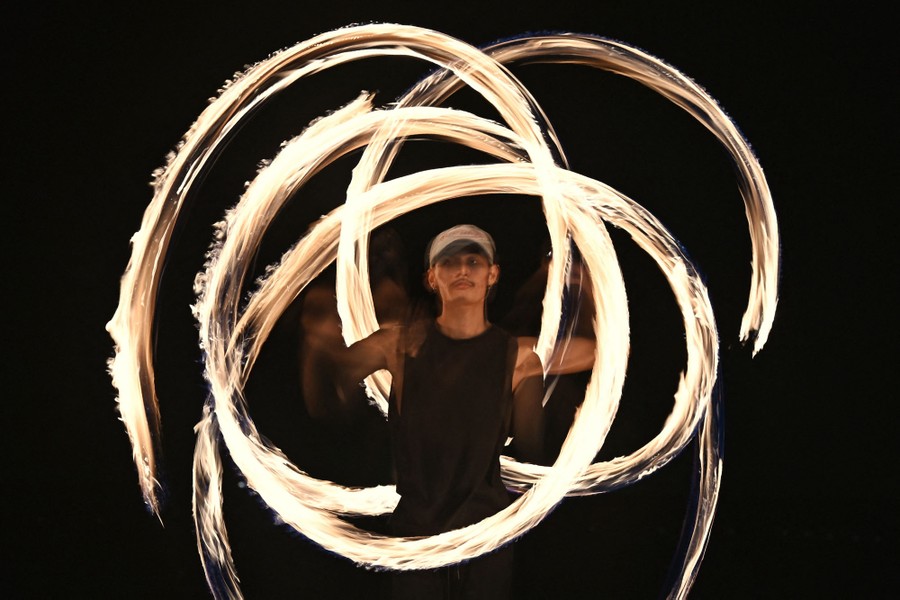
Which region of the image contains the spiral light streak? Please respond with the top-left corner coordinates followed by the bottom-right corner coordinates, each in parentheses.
top-left (108, 23), bottom-right (779, 600)
top-left (411, 33), bottom-right (778, 353)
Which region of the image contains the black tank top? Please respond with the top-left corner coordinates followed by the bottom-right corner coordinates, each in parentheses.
top-left (388, 323), bottom-right (517, 536)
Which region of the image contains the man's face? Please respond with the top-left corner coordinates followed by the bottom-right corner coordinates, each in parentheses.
top-left (428, 252), bottom-right (498, 306)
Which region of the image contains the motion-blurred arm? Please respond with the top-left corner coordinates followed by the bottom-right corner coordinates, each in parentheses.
top-left (510, 348), bottom-right (547, 465)
top-left (299, 284), bottom-right (396, 420)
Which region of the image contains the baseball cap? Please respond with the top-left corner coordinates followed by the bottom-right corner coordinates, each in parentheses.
top-left (427, 224), bottom-right (496, 266)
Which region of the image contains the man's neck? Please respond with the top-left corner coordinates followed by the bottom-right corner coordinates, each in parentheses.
top-left (435, 306), bottom-right (489, 339)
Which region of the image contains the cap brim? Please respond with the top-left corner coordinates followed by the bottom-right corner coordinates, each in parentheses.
top-left (430, 240), bottom-right (492, 265)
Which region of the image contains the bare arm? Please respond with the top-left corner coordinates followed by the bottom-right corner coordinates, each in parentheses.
top-left (299, 285), bottom-right (397, 420)
top-left (516, 335), bottom-right (596, 376)
top-left (517, 261), bottom-right (598, 375)
top-left (510, 348), bottom-right (547, 465)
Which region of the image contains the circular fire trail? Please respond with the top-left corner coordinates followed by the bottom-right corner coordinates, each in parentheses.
top-left (108, 24), bottom-right (778, 599)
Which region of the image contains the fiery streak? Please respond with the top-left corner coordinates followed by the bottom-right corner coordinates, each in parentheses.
top-left (107, 23), bottom-right (779, 599)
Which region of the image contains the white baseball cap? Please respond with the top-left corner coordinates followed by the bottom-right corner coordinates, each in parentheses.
top-left (427, 224), bottom-right (496, 266)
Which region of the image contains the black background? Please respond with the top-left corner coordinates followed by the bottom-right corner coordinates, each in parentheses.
top-left (7, 2), bottom-right (896, 598)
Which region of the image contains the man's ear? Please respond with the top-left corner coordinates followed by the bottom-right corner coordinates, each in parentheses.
top-left (489, 264), bottom-right (500, 286)
top-left (425, 268), bottom-right (436, 291)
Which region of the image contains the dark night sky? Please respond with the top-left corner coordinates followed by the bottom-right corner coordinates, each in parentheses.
top-left (7, 2), bottom-right (896, 598)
